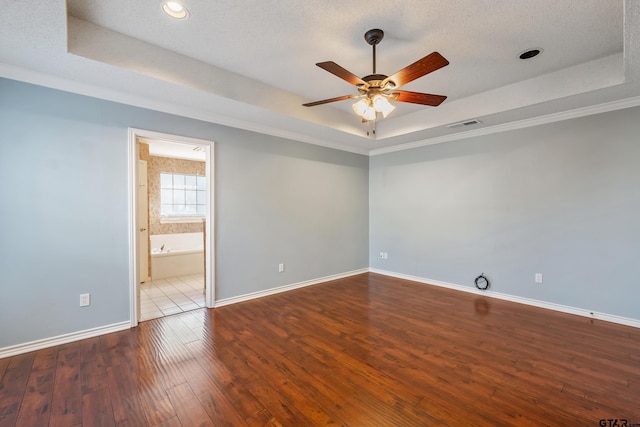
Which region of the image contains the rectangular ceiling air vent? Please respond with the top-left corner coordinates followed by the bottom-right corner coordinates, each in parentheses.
top-left (446, 119), bottom-right (482, 129)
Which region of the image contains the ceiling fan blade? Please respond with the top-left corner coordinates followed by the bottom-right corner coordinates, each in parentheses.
top-left (383, 52), bottom-right (449, 88)
top-left (303, 94), bottom-right (357, 107)
top-left (392, 90), bottom-right (447, 106)
top-left (316, 62), bottom-right (368, 86)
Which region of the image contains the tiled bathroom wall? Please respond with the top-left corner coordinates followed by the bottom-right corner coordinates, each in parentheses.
top-left (148, 155), bottom-right (206, 235)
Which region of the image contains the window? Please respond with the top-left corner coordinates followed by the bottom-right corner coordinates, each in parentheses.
top-left (160, 172), bottom-right (206, 218)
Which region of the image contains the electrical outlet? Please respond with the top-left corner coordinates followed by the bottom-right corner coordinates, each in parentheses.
top-left (379, 252), bottom-right (389, 259)
top-left (278, 263), bottom-right (285, 273)
top-left (379, 252), bottom-right (384, 259)
top-left (80, 293), bottom-right (91, 307)
top-left (535, 273), bottom-right (543, 284)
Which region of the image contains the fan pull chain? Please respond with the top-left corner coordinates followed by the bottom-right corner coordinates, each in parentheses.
top-left (366, 118), bottom-right (376, 137)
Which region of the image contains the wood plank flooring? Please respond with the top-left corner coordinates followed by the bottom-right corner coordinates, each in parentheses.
top-left (1, 272), bottom-right (639, 426)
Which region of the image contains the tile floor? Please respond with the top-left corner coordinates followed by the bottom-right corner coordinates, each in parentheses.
top-left (140, 274), bottom-right (206, 321)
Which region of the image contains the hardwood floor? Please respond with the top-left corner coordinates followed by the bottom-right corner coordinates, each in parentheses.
top-left (1, 272), bottom-right (639, 426)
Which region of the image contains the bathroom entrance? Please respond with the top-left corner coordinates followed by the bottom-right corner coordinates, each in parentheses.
top-left (128, 129), bottom-right (214, 325)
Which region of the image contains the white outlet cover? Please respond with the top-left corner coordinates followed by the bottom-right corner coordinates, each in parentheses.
top-left (80, 293), bottom-right (91, 306)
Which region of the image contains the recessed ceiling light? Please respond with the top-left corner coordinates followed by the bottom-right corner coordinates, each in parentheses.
top-left (519, 48), bottom-right (543, 60)
top-left (162, 1), bottom-right (189, 19)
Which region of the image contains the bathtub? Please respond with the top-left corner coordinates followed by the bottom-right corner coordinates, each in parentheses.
top-left (150, 232), bottom-right (204, 279)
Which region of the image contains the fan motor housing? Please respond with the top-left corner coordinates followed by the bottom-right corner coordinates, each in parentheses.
top-left (360, 74), bottom-right (395, 93)
top-left (363, 74), bottom-right (388, 83)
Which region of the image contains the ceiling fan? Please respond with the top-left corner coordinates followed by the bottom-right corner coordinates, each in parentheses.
top-left (303, 29), bottom-right (449, 122)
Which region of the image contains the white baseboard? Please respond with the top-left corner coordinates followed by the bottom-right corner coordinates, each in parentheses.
top-left (7, 266), bottom-right (632, 359)
top-left (0, 269), bottom-right (368, 359)
top-left (370, 268), bottom-right (640, 329)
top-left (214, 268), bottom-right (369, 308)
top-left (0, 321), bottom-right (131, 359)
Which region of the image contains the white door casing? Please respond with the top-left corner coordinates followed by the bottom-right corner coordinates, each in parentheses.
top-left (138, 159), bottom-right (150, 284)
top-left (128, 128), bottom-right (215, 327)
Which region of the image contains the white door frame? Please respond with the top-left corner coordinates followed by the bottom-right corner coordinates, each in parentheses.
top-left (127, 128), bottom-right (215, 327)
top-left (137, 159), bottom-right (151, 284)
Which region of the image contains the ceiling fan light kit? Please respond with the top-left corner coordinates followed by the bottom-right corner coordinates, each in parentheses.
top-left (352, 94), bottom-right (395, 121)
top-left (372, 95), bottom-right (395, 117)
top-left (303, 29), bottom-right (449, 125)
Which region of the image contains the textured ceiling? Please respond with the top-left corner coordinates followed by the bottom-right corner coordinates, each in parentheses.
top-left (66, 0), bottom-right (623, 106)
top-left (1, 1), bottom-right (639, 154)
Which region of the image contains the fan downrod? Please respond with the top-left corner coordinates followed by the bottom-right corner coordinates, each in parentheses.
top-left (364, 29), bottom-right (384, 74)
top-left (364, 29), bottom-right (384, 46)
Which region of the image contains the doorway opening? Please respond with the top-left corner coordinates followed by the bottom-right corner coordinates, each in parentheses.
top-left (128, 128), bottom-right (214, 326)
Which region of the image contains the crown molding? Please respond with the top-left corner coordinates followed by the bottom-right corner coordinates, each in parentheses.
top-left (3, 63), bottom-right (639, 158)
top-left (369, 95), bottom-right (640, 156)
top-left (0, 64), bottom-right (370, 156)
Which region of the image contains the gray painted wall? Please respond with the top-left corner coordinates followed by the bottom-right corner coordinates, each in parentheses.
top-left (214, 126), bottom-right (369, 300)
top-left (2, 75), bottom-right (638, 350)
top-left (0, 78), bottom-right (369, 348)
top-left (370, 107), bottom-right (640, 319)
